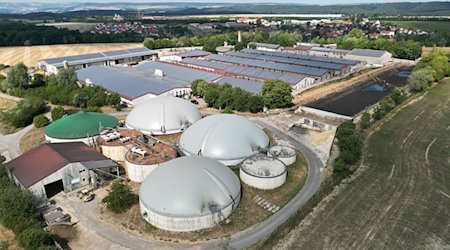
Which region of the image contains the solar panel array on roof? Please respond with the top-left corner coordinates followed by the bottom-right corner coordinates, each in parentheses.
top-left (205, 54), bottom-right (328, 77)
top-left (217, 77), bottom-right (263, 95)
top-left (41, 47), bottom-right (158, 67)
top-left (176, 49), bottom-right (211, 58)
top-left (180, 58), bottom-right (306, 85)
top-left (242, 49), bottom-right (359, 65)
top-left (77, 66), bottom-right (186, 99)
top-left (348, 49), bottom-right (387, 58)
top-left (134, 61), bottom-right (222, 83)
top-left (225, 51), bottom-right (345, 70)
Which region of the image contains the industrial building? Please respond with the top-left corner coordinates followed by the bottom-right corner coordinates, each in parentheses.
top-left (125, 96), bottom-right (202, 135)
top-left (345, 49), bottom-right (392, 65)
top-left (139, 156), bottom-right (241, 232)
top-left (159, 49), bottom-right (211, 62)
top-left (76, 61), bottom-right (222, 106)
top-left (125, 140), bottom-right (177, 183)
top-left (45, 111), bottom-right (118, 146)
top-left (97, 128), bottom-right (143, 162)
top-left (5, 142), bottom-right (118, 202)
top-left (38, 47), bottom-right (158, 74)
top-left (240, 154), bottom-right (287, 190)
top-left (179, 114), bottom-right (269, 166)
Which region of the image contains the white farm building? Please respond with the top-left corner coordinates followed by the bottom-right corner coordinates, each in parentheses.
top-left (179, 114), bottom-right (269, 166)
top-left (125, 96), bottom-right (202, 135)
top-left (139, 156), bottom-right (241, 232)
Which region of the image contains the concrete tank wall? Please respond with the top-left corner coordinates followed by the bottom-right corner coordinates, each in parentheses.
top-left (139, 193), bottom-right (240, 232)
top-left (240, 169), bottom-right (286, 190)
top-left (100, 145), bottom-right (131, 162)
top-left (125, 160), bottom-right (160, 183)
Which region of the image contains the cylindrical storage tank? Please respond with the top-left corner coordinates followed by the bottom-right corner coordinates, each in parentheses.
top-left (179, 114), bottom-right (269, 166)
top-left (125, 96), bottom-right (201, 135)
top-left (139, 156), bottom-right (241, 232)
top-left (45, 111), bottom-right (118, 146)
top-left (240, 154), bottom-right (287, 190)
top-left (98, 129), bottom-right (143, 162)
top-left (125, 143), bottom-right (177, 183)
top-left (268, 145), bottom-right (297, 166)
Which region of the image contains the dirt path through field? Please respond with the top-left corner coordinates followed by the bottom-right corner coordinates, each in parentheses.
top-left (276, 80), bottom-right (450, 249)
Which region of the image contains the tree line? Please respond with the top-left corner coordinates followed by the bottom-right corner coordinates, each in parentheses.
top-left (0, 162), bottom-right (54, 250)
top-left (0, 63), bottom-right (120, 128)
top-left (191, 78), bottom-right (293, 113)
top-left (144, 31), bottom-right (301, 52)
top-left (407, 49), bottom-right (450, 92)
top-left (315, 29), bottom-right (423, 60)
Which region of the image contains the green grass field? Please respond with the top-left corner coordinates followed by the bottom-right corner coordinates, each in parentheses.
top-left (276, 79), bottom-right (450, 249)
top-left (390, 21), bottom-right (450, 33)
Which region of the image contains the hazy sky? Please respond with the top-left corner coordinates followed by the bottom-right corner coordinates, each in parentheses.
top-left (0, 0), bottom-right (446, 3)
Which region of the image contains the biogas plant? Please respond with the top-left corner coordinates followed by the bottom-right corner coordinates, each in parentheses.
top-left (7, 94), bottom-right (302, 236)
top-left (41, 96), bottom-right (299, 233)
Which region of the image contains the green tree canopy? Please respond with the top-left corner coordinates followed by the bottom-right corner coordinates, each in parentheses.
top-left (102, 181), bottom-right (136, 213)
top-left (260, 79), bottom-right (293, 109)
top-left (56, 68), bottom-right (77, 86)
top-left (4, 63), bottom-right (29, 90)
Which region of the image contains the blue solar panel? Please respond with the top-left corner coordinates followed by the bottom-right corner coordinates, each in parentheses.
top-left (134, 61), bottom-right (222, 83)
top-left (205, 54), bottom-right (328, 77)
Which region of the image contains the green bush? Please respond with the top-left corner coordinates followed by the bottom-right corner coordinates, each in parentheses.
top-left (50, 106), bottom-right (65, 121)
top-left (1, 96), bottom-right (46, 128)
top-left (222, 107), bottom-right (234, 114)
top-left (33, 115), bottom-right (49, 128)
top-left (18, 227), bottom-right (53, 250)
top-left (260, 79), bottom-right (293, 109)
top-left (102, 181), bottom-right (136, 213)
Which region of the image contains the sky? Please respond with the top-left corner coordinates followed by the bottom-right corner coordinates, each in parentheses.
top-left (0, 0), bottom-right (446, 3)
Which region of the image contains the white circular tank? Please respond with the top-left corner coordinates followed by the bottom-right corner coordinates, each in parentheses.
top-left (139, 156), bottom-right (241, 232)
top-left (240, 154), bottom-right (287, 190)
top-left (268, 145), bottom-right (297, 166)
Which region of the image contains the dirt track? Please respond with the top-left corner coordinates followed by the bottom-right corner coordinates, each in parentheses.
top-left (0, 43), bottom-right (142, 68)
top-left (276, 80), bottom-right (450, 249)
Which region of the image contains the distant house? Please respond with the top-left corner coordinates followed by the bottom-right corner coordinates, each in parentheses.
top-left (248, 42), bottom-right (283, 52)
top-left (345, 49), bottom-right (392, 65)
top-left (368, 33), bottom-right (382, 39)
top-left (38, 47), bottom-right (158, 75)
top-left (5, 142), bottom-right (118, 202)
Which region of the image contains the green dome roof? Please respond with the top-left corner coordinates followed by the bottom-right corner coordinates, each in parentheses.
top-left (45, 111), bottom-right (118, 139)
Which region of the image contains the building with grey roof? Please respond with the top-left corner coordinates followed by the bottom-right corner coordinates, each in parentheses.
top-left (217, 77), bottom-right (263, 95)
top-left (249, 42), bottom-right (283, 51)
top-left (139, 156), bottom-right (241, 232)
top-left (125, 96), bottom-right (202, 135)
top-left (38, 47), bottom-right (158, 74)
top-left (346, 49), bottom-right (392, 65)
top-left (179, 114), bottom-right (269, 166)
top-left (76, 66), bottom-right (191, 106)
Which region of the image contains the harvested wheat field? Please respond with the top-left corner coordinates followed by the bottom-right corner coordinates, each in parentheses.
top-left (0, 43), bottom-right (143, 68)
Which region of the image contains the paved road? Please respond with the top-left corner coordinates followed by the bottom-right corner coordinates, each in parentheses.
top-left (0, 124), bottom-right (34, 160)
top-left (55, 119), bottom-right (325, 249)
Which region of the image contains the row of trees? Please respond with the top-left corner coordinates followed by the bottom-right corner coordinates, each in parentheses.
top-left (0, 96), bottom-right (46, 128)
top-left (315, 29), bottom-right (423, 60)
top-left (144, 31), bottom-right (301, 52)
top-left (0, 163), bottom-right (54, 250)
top-left (407, 49), bottom-right (450, 92)
top-left (2, 63), bottom-right (121, 110)
top-left (192, 79), bottom-right (293, 112)
top-left (333, 121), bottom-right (365, 173)
top-left (0, 21), bottom-right (144, 46)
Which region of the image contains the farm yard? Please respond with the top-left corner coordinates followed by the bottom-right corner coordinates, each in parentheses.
top-left (0, 43), bottom-right (142, 68)
top-left (276, 79), bottom-right (450, 249)
top-left (389, 20), bottom-right (450, 33)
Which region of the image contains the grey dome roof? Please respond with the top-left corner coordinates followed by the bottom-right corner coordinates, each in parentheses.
top-left (139, 156), bottom-right (240, 217)
top-left (125, 96), bottom-right (201, 134)
top-left (179, 114), bottom-right (269, 163)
